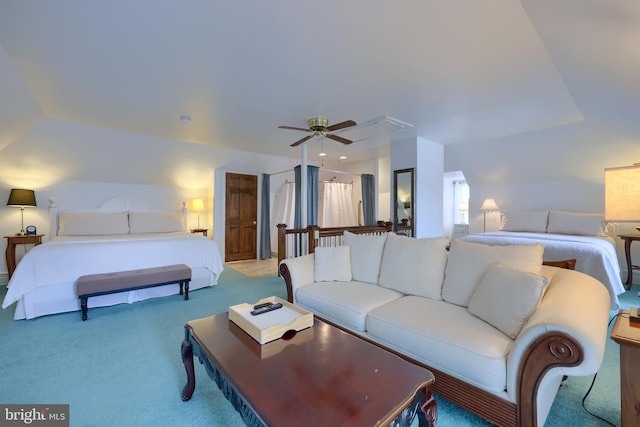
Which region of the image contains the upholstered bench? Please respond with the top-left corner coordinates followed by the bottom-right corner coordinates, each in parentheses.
top-left (76, 264), bottom-right (191, 320)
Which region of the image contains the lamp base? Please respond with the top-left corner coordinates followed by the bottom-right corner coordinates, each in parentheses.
top-left (16, 231), bottom-right (25, 236)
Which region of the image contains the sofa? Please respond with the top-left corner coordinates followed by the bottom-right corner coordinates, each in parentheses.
top-left (278, 231), bottom-right (611, 427)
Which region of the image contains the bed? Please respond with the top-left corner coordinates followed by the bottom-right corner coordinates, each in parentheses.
top-left (461, 209), bottom-right (626, 310)
top-left (2, 198), bottom-right (224, 320)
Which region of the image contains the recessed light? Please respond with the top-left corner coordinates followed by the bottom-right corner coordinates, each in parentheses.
top-left (180, 114), bottom-right (192, 123)
top-left (319, 152), bottom-right (327, 157)
top-left (339, 156), bottom-right (347, 160)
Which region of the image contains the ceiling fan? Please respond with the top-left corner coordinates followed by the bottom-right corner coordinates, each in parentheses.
top-left (279, 116), bottom-right (357, 147)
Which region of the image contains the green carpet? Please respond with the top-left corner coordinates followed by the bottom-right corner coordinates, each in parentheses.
top-left (0, 268), bottom-right (633, 426)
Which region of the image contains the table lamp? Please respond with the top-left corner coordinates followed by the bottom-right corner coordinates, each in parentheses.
top-left (605, 164), bottom-right (640, 231)
top-left (480, 198), bottom-right (499, 232)
top-left (192, 199), bottom-right (204, 228)
top-left (7, 189), bottom-right (37, 235)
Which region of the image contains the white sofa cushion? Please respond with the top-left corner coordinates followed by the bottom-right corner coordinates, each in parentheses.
top-left (468, 263), bottom-right (549, 339)
top-left (546, 210), bottom-right (606, 236)
top-left (314, 246), bottom-right (352, 282)
top-left (366, 296), bottom-right (513, 393)
top-left (295, 281), bottom-right (403, 332)
top-left (342, 231), bottom-right (388, 284)
top-left (499, 210), bottom-right (549, 233)
top-left (378, 233), bottom-right (450, 300)
top-left (442, 239), bottom-right (544, 307)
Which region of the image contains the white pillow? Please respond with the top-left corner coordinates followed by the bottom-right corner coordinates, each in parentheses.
top-left (468, 262), bottom-right (549, 339)
top-left (58, 212), bottom-right (129, 236)
top-left (342, 231), bottom-right (388, 284)
top-left (314, 246), bottom-right (352, 282)
top-left (378, 233), bottom-right (450, 300)
top-left (546, 210), bottom-right (606, 236)
top-left (499, 210), bottom-right (549, 233)
top-left (128, 211), bottom-right (185, 234)
top-left (442, 239), bottom-right (544, 307)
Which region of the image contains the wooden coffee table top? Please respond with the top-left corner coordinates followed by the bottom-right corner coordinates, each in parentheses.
top-left (186, 313), bottom-right (435, 426)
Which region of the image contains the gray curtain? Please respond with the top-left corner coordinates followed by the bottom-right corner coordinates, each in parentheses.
top-left (259, 173), bottom-right (271, 259)
top-left (361, 173), bottom-right (375, 226)
top-left (307, 165), bottom-right (319, 226)
top-left (294, 165), bottom-right (319, 227)
top-left (294, 165), bottom-right (302, 228)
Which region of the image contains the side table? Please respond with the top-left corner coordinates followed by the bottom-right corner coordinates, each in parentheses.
top-left (190, 228), bottom-right (208, 237)
top-left (618, 234), bottom-right (640, 289)
top-left (5, 234), bottom-right (43, 280)
top-left (611, 310), bottom-right (640, 427)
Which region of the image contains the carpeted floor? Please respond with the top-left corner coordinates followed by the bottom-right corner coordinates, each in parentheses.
top-left (0, 268), bottom-right (634, 426)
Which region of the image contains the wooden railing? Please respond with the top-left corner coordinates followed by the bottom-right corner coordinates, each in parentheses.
top-left (276, 222), bottom-right (393, 267)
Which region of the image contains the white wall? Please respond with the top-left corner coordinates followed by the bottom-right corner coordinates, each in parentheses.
top-left (444, 120), bottom-right (640, 272)
top-left (0, 119), bottom-right (298, 278)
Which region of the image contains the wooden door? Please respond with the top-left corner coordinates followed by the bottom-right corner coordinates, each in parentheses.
top-left (225, 173), bottom-right (258, 262)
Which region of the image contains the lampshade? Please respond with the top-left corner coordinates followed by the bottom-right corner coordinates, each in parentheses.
top-left (7, 189), bottom-right (37, 207)
top-left (480, 198), bottom-right (499, 211)
top-left (605, 164), bottom-right (640, 222)
top-left (192, 199), bottom-right (204, 212)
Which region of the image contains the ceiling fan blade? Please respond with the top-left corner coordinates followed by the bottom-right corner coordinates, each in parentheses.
top-left (290, 134), bottom-right (315, 147)
top-left (279, 125), bottom-right (311, 132)
top-left (325, 133), bottom-right (353, 145)
top-left (326, 120), bottom-right (357, 132)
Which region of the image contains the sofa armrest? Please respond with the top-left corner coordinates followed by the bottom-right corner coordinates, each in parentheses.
top-left (506, 266), bottom-right (610, 423)
top-left (279, 254), bottom-right (316, 303)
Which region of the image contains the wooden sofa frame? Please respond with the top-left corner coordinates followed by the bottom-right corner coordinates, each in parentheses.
top-left (280, 262), bottom-right (582, 427)
top-left (278, 231), bottom-right (582, 427)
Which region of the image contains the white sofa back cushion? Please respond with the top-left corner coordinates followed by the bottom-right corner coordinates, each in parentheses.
top-left (314, 246), bottom-right (352, 282)
top-left (378, 233), bottom-right (450, 300)
top-left (342, 231), bottom-right (389, 284)
top-left (468, 262), bottom-right (549, 339)
top-left (442, 239), bottom-right (544, 307)
top-left (57, 212), bottom-right (129, 236)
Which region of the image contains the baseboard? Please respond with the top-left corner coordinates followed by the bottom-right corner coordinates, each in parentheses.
top-left (0, 273), bottom-right (8, 286)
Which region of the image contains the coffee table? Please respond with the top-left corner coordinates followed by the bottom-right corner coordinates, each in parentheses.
top-left (181, 312), bottom-right (437, 427)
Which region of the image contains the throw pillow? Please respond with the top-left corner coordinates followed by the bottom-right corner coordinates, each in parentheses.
top-left (342, 231), bottom-right (389, 284)
top-left (468, 262), bottom-right (549, 339)
top-left (546, 210), bottom-right (606, 236)
top-left (499, 210), bottom-right (549, 233)
top-left (442, 239), bottom-right (543, 307)
top-left (314, 246), bottom-right (352, 282)
top-left (378, 233), bottom-right (450, 300)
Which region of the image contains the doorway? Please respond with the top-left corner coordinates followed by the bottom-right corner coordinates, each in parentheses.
top-left (225, 172), bottom-right (257, 262)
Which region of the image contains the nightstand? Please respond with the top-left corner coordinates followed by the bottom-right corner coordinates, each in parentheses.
top-left (618, 234), bottom-right (640, 289)
top-left (190, 228), bottom-right (208, 237)
top-left (610, 310), bottom-right (640, 427)
top-left (5, 234), bottom-right (43, 280)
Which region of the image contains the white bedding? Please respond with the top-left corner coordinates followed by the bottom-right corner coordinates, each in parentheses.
top-left (2, 232), bottom-right (224, 319)
top-left (461, 231), bottom-right (625, 310)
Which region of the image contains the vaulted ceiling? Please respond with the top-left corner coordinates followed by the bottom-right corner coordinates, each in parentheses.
top-left (0, 1), bottom-right (638, 168)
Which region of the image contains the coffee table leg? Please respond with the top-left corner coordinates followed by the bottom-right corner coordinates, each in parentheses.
top-left (181, 339), bottom-right (196, 401)
top-left (418, 384), bottom-right (438, 427)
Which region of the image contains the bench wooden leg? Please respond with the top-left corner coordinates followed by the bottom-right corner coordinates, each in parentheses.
top-left (80, 297), bottom-right (89, 321)
top-left (182, 280), bottom-right (189, 300)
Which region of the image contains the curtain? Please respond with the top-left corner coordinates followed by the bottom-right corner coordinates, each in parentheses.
top-left (307, 165), bottom-right (319, 226)
top-left (294, 165), bottom-right (302, 228)
top-left (258, 173), bottom-right (271, 259)
top-left (270, 181), bottom-right (296, 253)
top-left (294, 164), bottom-right (319, 228)
top-left (321, 182), bottom-right (358, 227)
top-left (361, 173), bottom-right (375, 226)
